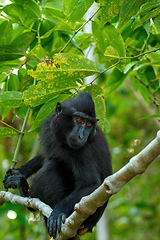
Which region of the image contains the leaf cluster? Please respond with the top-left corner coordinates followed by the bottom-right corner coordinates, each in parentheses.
top-left (0, 0), bottom-right (160, 139)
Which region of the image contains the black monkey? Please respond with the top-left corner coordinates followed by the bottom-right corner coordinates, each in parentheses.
top-left (3, 92), bottom-right (112, 239)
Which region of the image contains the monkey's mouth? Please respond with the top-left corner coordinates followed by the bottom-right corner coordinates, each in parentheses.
top-left (67, 137), bottom-right (85, 149)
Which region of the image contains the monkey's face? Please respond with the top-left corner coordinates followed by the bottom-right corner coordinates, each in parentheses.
top-left (66, 112), bottom-right (98, 149)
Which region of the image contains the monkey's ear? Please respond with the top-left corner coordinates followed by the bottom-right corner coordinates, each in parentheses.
top-left (56, 102), bottom-right (63, 114)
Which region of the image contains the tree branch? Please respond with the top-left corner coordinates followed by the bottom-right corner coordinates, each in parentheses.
top-left (1, 131), bottom-right (160, 240)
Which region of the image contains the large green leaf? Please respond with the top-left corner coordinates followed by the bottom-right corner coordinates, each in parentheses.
top-left (27, 53), bottom-right (100, 81)
top-left (0, 91), bottom-right (24, 108)
top-left (30, 94), bottom-right (70, 131)
top-left (119, 0), bottom-right (147, 28)
top-left (0, 127), bottom-right (18, 138)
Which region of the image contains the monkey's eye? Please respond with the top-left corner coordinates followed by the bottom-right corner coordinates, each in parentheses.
top-left (86, 121), bottom-right (92, 127)
top-left (77, 118), bottom-right (83, 123)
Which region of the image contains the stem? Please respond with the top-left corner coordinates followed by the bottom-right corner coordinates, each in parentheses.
top-left (109, 47), bottom-right (160, 60)
top-left (89, 60), bottom-right (121, 85)
top-left (11, 78), bottom-right (36, 168)
top-left (59, 6), bottom-right (102, 53)
top-left (0, 120), bottom-right (20, 134)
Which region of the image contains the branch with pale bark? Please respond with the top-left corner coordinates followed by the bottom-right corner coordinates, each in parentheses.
top-left (1, 131), bottom-right (160, 240)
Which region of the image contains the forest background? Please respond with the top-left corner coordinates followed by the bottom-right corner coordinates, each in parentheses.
top-left (0, 0), bottom-right (160, 240)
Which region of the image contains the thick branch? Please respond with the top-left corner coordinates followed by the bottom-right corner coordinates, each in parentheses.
top-left (1, 131), bottom-right (160, 240)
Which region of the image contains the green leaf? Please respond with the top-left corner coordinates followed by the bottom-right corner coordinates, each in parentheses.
top-left (104, 23), bottom-right (126, 57)
top-left (138, 84), bottom-right (150, 105)
top-left (101, 0), bottom-right (124, 24)
top-left (140, 114), bottom-right (160, 120)
top-left (7, 74), bottom-right (20, 91)
top-left (105, 68), bottom-right (126, 94)
top-left (0, 21), bottom-right (12, 45)
top-left (119, 0), bottom-right (147, 28)
top-left (27, 53), bottom-right (100, 81)
top-left (3, 4), bottom-right (25, 24)
top-left (30, 94), bottom-right (70, 131)
top-left (27, 45), bottom-right (46, 61)
top-left (0, 91), bottom-right (24, 108)
top-left (92, 20), bottom-right (108, 53)
top-left (94, 95), bottom-right (106, 131)
top-left (0, 127), bottom-right (18, 138)
top-left (104, 118), bottom-right (111, 135)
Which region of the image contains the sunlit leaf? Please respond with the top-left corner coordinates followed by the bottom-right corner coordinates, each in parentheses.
top-left (27, 53), bottom-right (100, 81)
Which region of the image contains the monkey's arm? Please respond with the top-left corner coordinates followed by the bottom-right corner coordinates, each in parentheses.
top-left (3, 154), bottom-right (44, 196)
top-left (18, 153), bottom-right (44, 178)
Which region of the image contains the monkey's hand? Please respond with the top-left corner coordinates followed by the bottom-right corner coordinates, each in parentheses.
top-left (3, 168), bottom-right (29, 197)
top-left (47, 209), bottom-right (66, 238)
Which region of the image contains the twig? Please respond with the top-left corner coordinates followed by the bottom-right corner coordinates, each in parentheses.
top-left (11, 78), bottom-right (36, 168)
